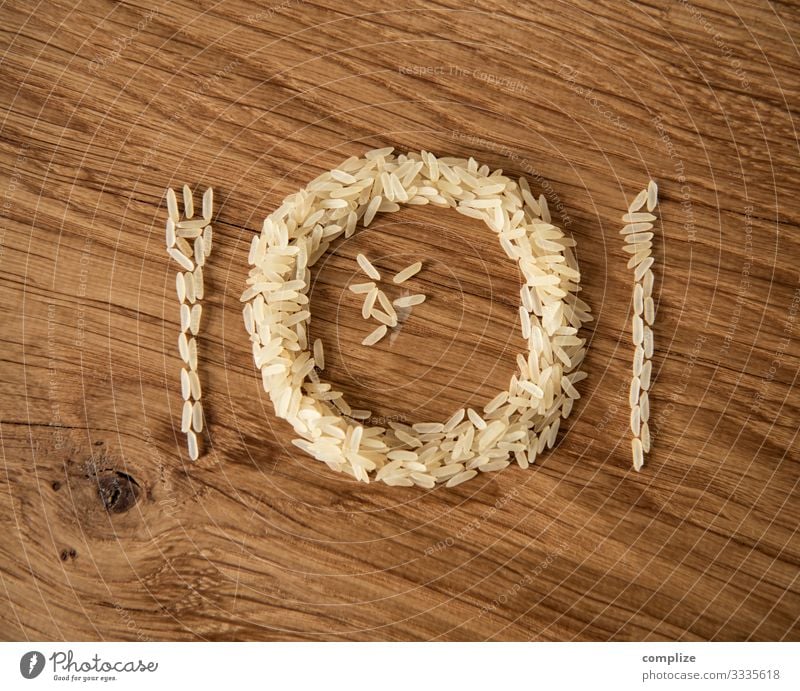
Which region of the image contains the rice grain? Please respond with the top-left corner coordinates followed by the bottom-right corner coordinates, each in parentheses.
top-left (646, 180), bottom-right (658, 211)
top-left (371, 309), bottom-right (397, 327)
top-left (167, 186), bottom-right (213, 461)
top-left (240, 152), bottom-right (593, 487)
top-left (168, 248), bottom-right (194, 271)
top-left (364, 196), bottom-right (381, 226)
top-left (192, 400), bottom-right (204, 433)
top-left (190, 304), bottom-right (202, 335)
top-left (362, 324), bottom-right (387, 346)
top-left (357, 253), bottom-right (380, 280)
top-left (181, 400), bottom-right (192, 433)
top-left (202, 188), bottom-right (213, 221)
top-left (178, 333), bottom-right (190, 363)
top-left (641, 421), bottom-right (651, 453)
top-left (361, 288), bottom-right (378, 319)
top-left (446, 469), bottom-right (478, 488)
top-left (623, 182), bottom-right (656, 471)
top-left (628, 189), bottom-right (647, 213)
top-left (349, 282), bottom-right (376, 294)
top-left (393, 262), bottom-right (422, 284)
top-left (644, 297), bottom-right (655, 325)
top-left (180, 304), bottom-right (191, 332)
top-left (182, 184), bottom-right (194, 218)
top-left (189, 370), bottom-right (201, 399)
top-left (634, 257), bottom-right (654, 281)
top-left (393, 294), bottom-right (426, 308)
top-left (180, 368), bottom-right (191, 400)
top-left (187, 430), bottom-right (199, 461)
top-left (632, 437), bottom-right (644, 471)
top-left (166, 188), bottom-right (179, 222)
top-left (313, 338), bottom-right (325, 369)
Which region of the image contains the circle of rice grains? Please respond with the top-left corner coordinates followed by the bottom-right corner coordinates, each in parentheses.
top-left (242, 149), bottom-right (591, 488)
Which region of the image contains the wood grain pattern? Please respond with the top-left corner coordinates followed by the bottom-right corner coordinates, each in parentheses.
top-left (1, 0), bottom-right (798, 641)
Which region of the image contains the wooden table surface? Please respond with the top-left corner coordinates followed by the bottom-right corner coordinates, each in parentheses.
top-left (1, 0), bottom-right (798, 642)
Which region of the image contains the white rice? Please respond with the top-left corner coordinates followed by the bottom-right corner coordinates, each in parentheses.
top-left (640, 360), bottom-right (652, 390)
top-left (178, 333), bottom-right (189, 362)
top-left (187, 430), bottom-right (199, 461)
top-left (194, 237), bottom-right (205, 266)
top-left (634, 257), bottom-right (654, 281)
top-left (371, 309), bottom-right (397, 327)
top-left (630, 404), bottom-right (641, 436)
top-left (629, 376), bottom-right (641, 407)
top-left (168, 248), bottom-right (193, 271)
top-left (627, 250), bottom-right (651, 269)
top-left (393, 261), bottom-right (422, 284)
top-left (166, 185), bottom-right (213, 461)
top-left (623, 212), bottom-right (656, 223)
top-left (173, 239), bottom-right (190, 259)
top-left (364, 196), bottom-right (381, 226)
top-left (239, 150), bottom-right (592, 488)
top-left (377, 290), bottom-right (397, 319)
top-left (393, 294), bottom-right (426, 308)
top-left (647, 180), bottom-right (658, 211)
top-left (313, 338), bottom-right (325, 369)
top-left (623, 181), bottom-right (657, 471)
top-left (181, 400), bottom-right (192, 433)
top-left (467, 408), bottom-right (487, 430)
top-left (184, 271), bottom-right (196, 303)
top-left (361, 287), bottom-right (378, 319)
top-left (633, 345), bottom-right (644, 376)
top-left (413, 422), bottom-right (444, 434)
top-left (202, 188), bottom-right (213, 221)
top-left (356, 253), bottom-right (380, 280)
top-left (643, 326), bottom-right (654, 359)
top-left (639, 390), bottom-right (650, 421)
top-left (443, 408), bottom-right (466, 432)
top-left (632, 437), bottom-right (644, 471)
top-left (180, 304), bottom-right (191, 332)
top-left (644, 297), bottom-right (655, 325)
top-left (182, 184), bottom-right (194, 219)
top-left (633, 284), bottom-right (644, 315)
top-left (362, 324), bottom-right (387, 346)
top-left (628, 189), bottom-right (647, 213)
top-left (166, 188), bottom-right (179, 222)
top-left (633, 315), bottom-right (643, 345)
top-left (192, 400), bottom-right (204, 432)
top-left (176, 272), bottom-right (186, 303)
top-left (180, 368), bottom-right (190, 400)
top-left (643, 269), bottom-right (654, 296)
top-left (188, 337), bottom-right (198, 371)
top-left (177, 219), bottom-right (205, 231)
top-left (194, 266), bottom-right (204, 300)
top-left (625, 231), bottom-right (654, 244)
top-left (640, 421), bottom-right (651, 453)
top-left (189, 369), bottom-right (201, 399)
top-left (190, 304), bottom-right (202, 335)
top-left (446, 469), bottom-right (478, 488)
top-left (349, 281), bottom-right (375, 294)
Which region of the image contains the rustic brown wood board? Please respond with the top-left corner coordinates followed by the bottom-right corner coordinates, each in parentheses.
top-left (0, 0), bottom-right (798, 642)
